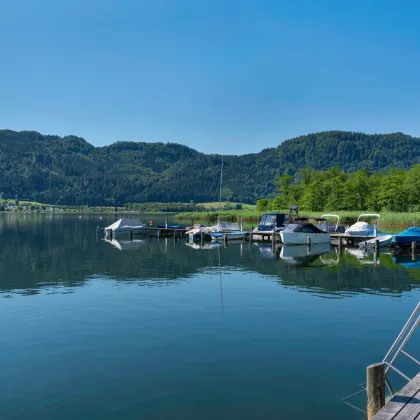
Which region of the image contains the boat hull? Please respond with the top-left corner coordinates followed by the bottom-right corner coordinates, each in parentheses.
top-left (211, 232), bottom-right (247, 241)
top-left (280, 231), bottom-right (330, 245)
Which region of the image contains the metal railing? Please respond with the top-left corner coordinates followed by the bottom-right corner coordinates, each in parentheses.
top-left (382, 302), bottom-right (420, 383)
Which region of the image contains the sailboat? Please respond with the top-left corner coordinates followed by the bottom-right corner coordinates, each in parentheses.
top-left (186, 157), bottom-right (247, 242)
top-left (209, 156), bottom-right (248, 242)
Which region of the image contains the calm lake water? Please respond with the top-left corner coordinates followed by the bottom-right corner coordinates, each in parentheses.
top-left (0, 213), bottom-right (419, 420)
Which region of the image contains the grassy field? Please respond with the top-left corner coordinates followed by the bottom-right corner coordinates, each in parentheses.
top-left (175, 209), bottom-right (420, 225)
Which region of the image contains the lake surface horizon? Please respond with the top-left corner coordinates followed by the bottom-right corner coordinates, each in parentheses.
top-left (1, 214), bottom-right (419, 419)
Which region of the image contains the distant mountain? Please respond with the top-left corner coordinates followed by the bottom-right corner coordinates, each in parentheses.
top-left (1, 130), bottom-right (419, 205)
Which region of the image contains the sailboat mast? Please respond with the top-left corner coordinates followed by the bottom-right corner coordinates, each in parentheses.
top-left (218, 155), bottom-right (223, 222)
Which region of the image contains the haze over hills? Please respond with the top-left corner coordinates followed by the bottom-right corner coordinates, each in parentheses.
top-left (1, 129), bottom-right (419, 206)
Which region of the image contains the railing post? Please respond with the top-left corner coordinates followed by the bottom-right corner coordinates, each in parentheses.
top-left (367, 362), bottom-right (385, 419)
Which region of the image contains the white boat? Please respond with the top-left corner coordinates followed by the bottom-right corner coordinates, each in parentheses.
top-left (359, 234), bottom-right (393, 249)
top-left (345, 213), bottom-right (380, 236)
top-left (105, 218), bottom-right (146, 236)
top-left (280, 219), bottom-right (330, 245)
top-left (210, 229), bottom-right (247, 241)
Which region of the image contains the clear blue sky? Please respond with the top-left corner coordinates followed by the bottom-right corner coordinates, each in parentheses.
top-left (1, 0), bottom-right (419, 154)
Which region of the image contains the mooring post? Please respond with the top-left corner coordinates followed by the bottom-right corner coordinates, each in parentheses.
top-left (240, 219), bottom-right (243, 231)
top-left (375, 239), bottom-right (379, 256)
top-left (173, 229), bottom-right (176, 240)
top-left (157, 230), bottom-right (161, 240)
top-left (224, 233), bottom-right (228, 246)
top-left (413, 242), bottom-right (417, 261)
top-left (366, 362), bottom-right (385, 419)
top-left (307, 237), bottom-right (311, 247)
top-left (272, 231), bottom-right (276, 247)
top-left (165, 216), bottom-right (168, 229)
top-left (109, 229), bottom-right (113, 240)
top-left (129, 230), bottom-right (133, 241)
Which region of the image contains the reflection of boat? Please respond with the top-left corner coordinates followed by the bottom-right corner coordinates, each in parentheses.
top-left (359, 234), bottom-right (393, 249)
top-left (345, 247), bottom-right (381, 265)
top-left (280, 219), bottom-right (330, 245)
top-left (392, 227), bottom-right (420, 247)
top-left (104, 238), bottom-right (146, 251)
top-left (392, 255), bottom-right (420, 269)
top-left (253, 243), bottom-right (280, 259)
top-left (185, 242), bottom-right (222, 250)
top-left (104, 218), bottom-right (146, 236)
top-left (280, 243), bottom-right (331, 265)
top-left (345, 213), bottom-right (380, 236)
top-left (319, 248), bottom-right (340, 266)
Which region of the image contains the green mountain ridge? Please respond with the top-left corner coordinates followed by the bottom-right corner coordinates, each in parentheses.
top-left (1, 129), bottom-right (419, 205)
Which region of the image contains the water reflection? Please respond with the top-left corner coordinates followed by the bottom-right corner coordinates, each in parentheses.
top-left (0, 214), bottom-right (419, 298)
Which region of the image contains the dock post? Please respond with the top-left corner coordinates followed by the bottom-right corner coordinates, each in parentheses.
top-left (109, 229), bottom-right (113, 240)
top-left (129, 230), bottom-right (133, 241)
top-left (366, 362), bottom-right (385, 419)
top-left (338, 236), bottom-right (342, 248)
top-left (307, 237), bottom-right (311, 247)
top-left (413, 242), bottom-right (417, 261)
top-left (200, 231), bottom-right (204, 245)
top-left (174, 229), bottom-right (176, 240)
top-left (240, 219), bottom-right (243, 231)
top-left (157, 230), bottom-right (161, 240)
top-left (375, 239), bottom-right (379, 256)
top-left (165, 216), bottom-right (168, 229)
top-left (224, 233), bottom-right (228, 246)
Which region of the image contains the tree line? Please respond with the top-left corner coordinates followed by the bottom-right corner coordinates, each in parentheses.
top-left (257, 166), bottom-right (420, 212)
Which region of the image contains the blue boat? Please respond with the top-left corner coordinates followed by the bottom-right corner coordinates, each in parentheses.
top-left (392, 227), bottom-right (420, 246)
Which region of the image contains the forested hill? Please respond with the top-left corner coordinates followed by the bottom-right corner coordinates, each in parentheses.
top-left (1, 130), bottom-right (419, 205)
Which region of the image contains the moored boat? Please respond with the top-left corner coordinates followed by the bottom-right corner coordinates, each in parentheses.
top-left (105, 218), bottom-right (146, 237)
top-left (345, 213), bottom-right (380, 236)
top-left (280, 218), bottom-right (330, 245)
top-left (392, 227), bottom-right (420, 247)
top-left (253, 213), bottom-right (288, 234)
top-left (359, 234), bottom-right (393, 249)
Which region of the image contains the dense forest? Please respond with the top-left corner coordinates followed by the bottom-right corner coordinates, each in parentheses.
top-left (1, 129), bottom-right (419, 205)
top-left (257, 166), bottom-right (420, 212)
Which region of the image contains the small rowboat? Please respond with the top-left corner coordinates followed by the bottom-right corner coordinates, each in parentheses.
top-left (359, 234), bottom-right (393, 249)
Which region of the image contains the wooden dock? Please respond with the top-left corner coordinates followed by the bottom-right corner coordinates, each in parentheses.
top-left (373, 373), bottom-right (420, 419)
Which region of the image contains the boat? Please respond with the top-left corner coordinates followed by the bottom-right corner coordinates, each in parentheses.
top-left (189, 156), bottom-right (247, 242)
top-left (253, 213), bottom-right (288, 234)
top-left (345, 213), bottom-right (380, 236)
top-left (104, 218), bottom-right (146, 237)
top-left (359, 234), bottom-right (393, 249)
top-left (280, 218), bottom-right (330, 245)
top-left (318, 214), bottom-right (346, 233)
top-left (392, 227), bottom-right (420, 247)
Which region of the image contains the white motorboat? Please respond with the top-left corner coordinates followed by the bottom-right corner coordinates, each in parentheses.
top-left (359, 234), bottom-right (393, 249)
top-left (345, 213), bottom-right (380, 236)
top-left (280, 219), bottom-right (330, 245)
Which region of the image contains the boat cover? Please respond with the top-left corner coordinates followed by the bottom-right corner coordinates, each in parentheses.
top-left (105, 218), bottom-right (145, 231)
top-left (392, 227), bottom-right (420, 245)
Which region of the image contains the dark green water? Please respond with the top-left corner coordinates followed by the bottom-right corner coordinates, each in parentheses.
top-left (0, 214), bottom-right (419, 420)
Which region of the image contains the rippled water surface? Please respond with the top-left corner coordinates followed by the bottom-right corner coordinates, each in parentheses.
top-left (0, 214), bottom-right (419, 419)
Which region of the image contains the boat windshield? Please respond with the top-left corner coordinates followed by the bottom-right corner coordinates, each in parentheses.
top-left (260, 215), bottom-right (277, 226)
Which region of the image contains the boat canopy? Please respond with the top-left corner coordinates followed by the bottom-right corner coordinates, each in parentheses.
top-left (213, 221), bottom-right (241, 231)
top-left (392, 227), bottom-right (420, 244)
top-left (357, 213), bottom-right (380, 226)
top-left (283, 223), bottom-right (325, 234)
top-left (105, 218), bottom-right (145, 231)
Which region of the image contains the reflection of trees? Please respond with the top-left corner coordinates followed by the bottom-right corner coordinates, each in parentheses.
top-left (0, 216), bottom-right (419, 297)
